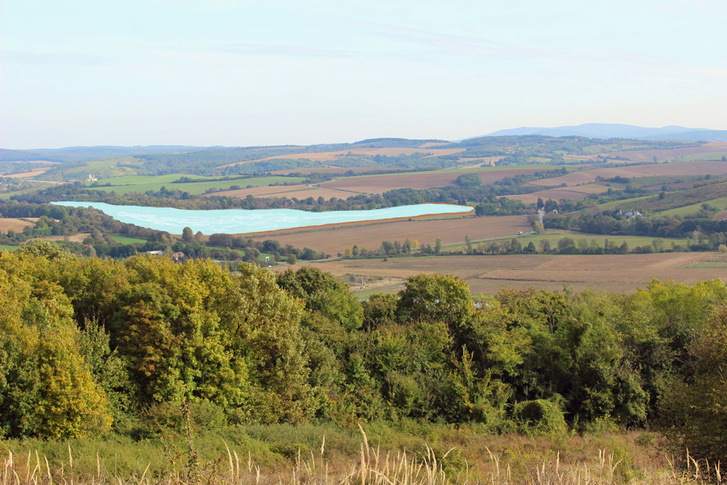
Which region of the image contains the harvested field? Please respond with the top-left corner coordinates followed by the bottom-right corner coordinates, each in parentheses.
top-left (32, 233), bottom-right (91, 244)
top-left (508, 185), bottom-right (610, 204)
top-left (250, 214), bottom-right (531, 254)
top-left (207, 184), bottom-right (361, 200)
top-left (320, 168), bottom-right (541, 194)
top-left (528, 161), bottom-right (727, 188)
top-left (597, 142), bottom-right (727, 163)
top-left (221, 147), bottom-right (466, 168)
top-left (715, 210), bottom-right (727, 221)
top-left (290, 252), bottom-right (727, 295)
top-left (0, 161), bottom-right (58, 178)
top-left (2, 167), bottom-right (55, 178)
top-left (0, 218), bottom-right (37, 234)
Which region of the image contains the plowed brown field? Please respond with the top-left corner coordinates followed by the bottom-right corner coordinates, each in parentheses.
top-left (249, 214), bottom-right (530, 254)
top-left (287, 252), bottom-right (727, 295)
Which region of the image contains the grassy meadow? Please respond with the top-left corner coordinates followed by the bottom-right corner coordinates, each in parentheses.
top-left (87, 174), bottom-right (306, 196)
top-left (0, 422), bottom-right (714, 484)
top-left (660, 196), bottom-right (727, 217)
top-left (109, 235), bottom-right (148, 245)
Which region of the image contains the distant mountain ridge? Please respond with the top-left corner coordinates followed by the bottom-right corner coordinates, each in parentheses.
top-left (486, 123), bottom-right (727, 142)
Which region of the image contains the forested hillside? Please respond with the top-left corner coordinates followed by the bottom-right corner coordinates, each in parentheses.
top-left (1, 245), bottom-right (725, 463)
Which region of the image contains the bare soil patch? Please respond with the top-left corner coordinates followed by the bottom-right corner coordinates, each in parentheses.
top-left (0, 218), bottom-right (38, 234)
top-left (250, 214), bottom-right (531, 254)
top-left (529, 161), bottom-right (727, 188)
top-left (715, 210), bottom-right (727, 221)
top-left (291, 252), bottom-right (727, 295)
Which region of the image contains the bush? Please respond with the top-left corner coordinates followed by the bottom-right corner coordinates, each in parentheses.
top-left (513, 399), bottom-right (567, 435)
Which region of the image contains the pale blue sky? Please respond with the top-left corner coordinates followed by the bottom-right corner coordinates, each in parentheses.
top-left (2, 0), bottom-right (725, 149)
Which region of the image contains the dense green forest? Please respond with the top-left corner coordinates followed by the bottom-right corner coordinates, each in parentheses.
top-left (1, 245), bottom-right (725, 462)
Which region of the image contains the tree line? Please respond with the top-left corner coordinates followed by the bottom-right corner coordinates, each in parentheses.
top-left (1, 245), bottom-right (725, 461)
top-left (545, 208), bottom-right (727, 251)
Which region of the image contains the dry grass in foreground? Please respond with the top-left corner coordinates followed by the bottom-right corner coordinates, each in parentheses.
top-left (1, 426), bottom-right (722, 485)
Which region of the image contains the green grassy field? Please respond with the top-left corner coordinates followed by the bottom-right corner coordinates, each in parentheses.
top-left (87, 174), bottom-right (306, 195)
top-left (588, 195), bottom-right (656, 213)
top-left (659, 196), bottom-right (727, 217)
top-left (683, 260), bottom-right (727, 269)
top-left (110, 235), bottom-right (147, 244)
top-left (0, 244), bottom-right (19, 251)
top-left (38, 157), bottom-right (143, 181)
top-left (672, 151), bottom-right (727, 162)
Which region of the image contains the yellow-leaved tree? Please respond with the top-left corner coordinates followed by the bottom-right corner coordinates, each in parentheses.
top-left (0, 262), bottom-right (112, 439)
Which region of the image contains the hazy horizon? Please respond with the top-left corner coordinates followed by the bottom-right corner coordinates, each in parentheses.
top-left (2, 0), bottom-right (726, 149)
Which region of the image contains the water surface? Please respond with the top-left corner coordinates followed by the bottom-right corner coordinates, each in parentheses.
top-left (53, 201), bottom-right (473, 234)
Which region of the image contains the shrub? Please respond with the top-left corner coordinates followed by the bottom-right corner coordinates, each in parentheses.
top-left (513, 399), bottom-right (567, 435)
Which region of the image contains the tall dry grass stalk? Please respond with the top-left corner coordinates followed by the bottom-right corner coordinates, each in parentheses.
top-left (1, 429), bottom-right (723, 485)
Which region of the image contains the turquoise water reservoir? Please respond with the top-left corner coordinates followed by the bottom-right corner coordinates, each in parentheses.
top-left (52, 202), bottom-right (473, 234)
